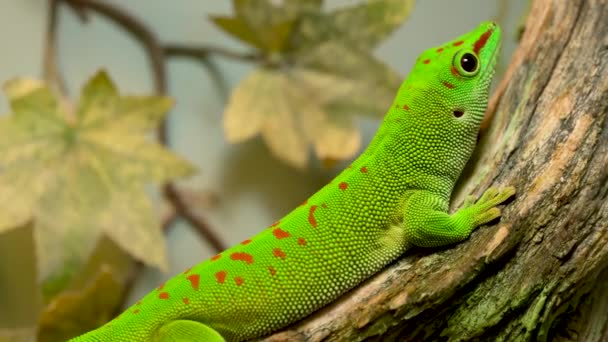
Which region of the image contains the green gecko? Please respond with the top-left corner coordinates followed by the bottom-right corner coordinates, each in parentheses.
top-left (70, 21), bottom-right (514, 342)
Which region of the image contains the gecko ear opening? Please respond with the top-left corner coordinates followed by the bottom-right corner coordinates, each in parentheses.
top-left (453, 110), bottom-right (465, 118)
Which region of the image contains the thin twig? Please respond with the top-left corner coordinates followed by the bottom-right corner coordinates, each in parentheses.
top-left (43, 0), bottom-right (67, 93)
top-left (63, 0), bottom-right (226, 252)
top-left (164, 44), bottom-right (262, 63)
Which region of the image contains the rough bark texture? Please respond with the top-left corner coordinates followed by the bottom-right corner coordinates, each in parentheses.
top-left (260, 0), bottom-right (608, 340)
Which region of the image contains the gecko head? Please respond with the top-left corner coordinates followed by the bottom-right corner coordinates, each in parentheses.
top-left (389, 22), bottom-right (502, 184)
top-left (406, 21), bottom-right (502, 125)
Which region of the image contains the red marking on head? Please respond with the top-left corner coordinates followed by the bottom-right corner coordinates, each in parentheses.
top-left (273, 248), bottom-right (286, 259)
top-left (442, 81), bottom-right (455, 89)
top-left (271, 221), bottom-right (280, 227)
top-left (436, 47), bottom-right (444, 53)
top-left (187, 274), bottom-right (200, 291)
top-left (133, 309), bottom-right (140, 314)
top-left (269, 266), bottom-right (276, 276)
top-left (211, 254), bottom-right (221, 261)
top-left (451, 66), bottom-right (459, 77)
top-left (183, 297), bottom-right (190, 305)
top-left (298, 237), bottom-right (307, 246)
top-left (158, 292), bottom-right (169, 300)
top-left (473, 28), bottom-right (493, 54)
top-left (182, 267), bottom-right (192, 275)
top-left (403, 104), bottom-right (410, 111)
top-left (339, 182), bottom-right (348, 191)
top-left (230, 252), bottom-right (254, 264)
top-left (272, 228), bottom-right (291, 239)
top-left (308, 205), bottom-right (318, 228)
top-left (156, 283), bottom-right (165, 291)
top-left (215, 270), bottom-right (227, 284)
top-left (453, 40), bottom-right (464, 46)
top-left (235, 277), bottom-right (244, 286)
top-left (360, 166), bottom-right (368, 173)
top-left (422, 59), bottom-right (430, 64)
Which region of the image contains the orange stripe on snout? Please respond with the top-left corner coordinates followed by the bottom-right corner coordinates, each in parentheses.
top-left (473, 28), bottom-right (493, 54)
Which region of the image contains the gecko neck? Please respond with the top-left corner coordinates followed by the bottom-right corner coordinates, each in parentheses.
top-left (356, 106), bottom-right (479, 203)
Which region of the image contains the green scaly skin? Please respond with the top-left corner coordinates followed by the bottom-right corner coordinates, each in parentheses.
top-left (70, 21), bottom-right (515, 342)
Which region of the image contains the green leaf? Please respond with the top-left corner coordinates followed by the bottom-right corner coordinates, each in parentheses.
top-left (209, 16), bottom-right (268, 51)
top-left (211, 0), bottom-right (322, 53)
top-left (294, 0), bottom-right (415, 51)
top-left (37, 266), bottom-right (124, 342)
top-left (298, 41), bottom-right (403, 116)
top-left (0, 70), bottom-right (196, 286)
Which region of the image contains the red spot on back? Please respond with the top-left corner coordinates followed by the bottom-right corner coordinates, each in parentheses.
top-left (474, 28), bottom-right (493, 54)
top-left (187, 274), bottom-right (200, 291)
top-left (403, 104), bottom-right (410, 111)
top-left (272, 228), bottom-right (291, 239)
top-left (158, 292), bottom-right (169, 300)
top-left (183, 297), bottom-right (190, 305)
top-left (273, 248), bottom-right (286, 259)
top-left (442, 81), bottom-right (455, 89)
top-left (308, 205), bottom-right (318, 228)
top-left (235, 277), bottom-right (244, 286)
top-left (436, 47), bottom-right (444, 53)
top-left (271, 221), bottom-right (280, 227)
top-left (298, 237), bottom-right (307, 246)
top-left (215, 271), bottom-right (227, 284)
top-left (451, 66), bottom-right (459, 76)
top-left (240, 239), bottom-right (252, 245)
top-left (339, 182), bottom-right (348, 191)
top-left (422, 59), bottom-right (430, 64)
top-left (360, 166), bottom-right (368, 173)
top-left (453, 40), bottom-right (464, 46)
top-left (211, 254), bottom-right (221, 261)
top-left (230, 252), bottom-right (254, 264)
top-left (269, 266), bottom-right (276, 276)
top-left (133, 309), bottom-right (140, 314)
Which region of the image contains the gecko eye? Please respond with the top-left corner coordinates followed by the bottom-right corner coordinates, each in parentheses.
top-left (460, 53), bottom-right (478, 72)
top-left (453, 50), bottom-right (480, 77)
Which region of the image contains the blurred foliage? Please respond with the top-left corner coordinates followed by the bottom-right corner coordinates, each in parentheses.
top-left (0, 71), bottom-right (196, 290)
top-left (215, 0), bottom-right (414, 168)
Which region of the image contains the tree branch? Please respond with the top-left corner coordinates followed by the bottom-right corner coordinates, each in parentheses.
top-left (262, 0), bottom-right (608, 340)
top-left (164, 44), bottom-right (261, 63)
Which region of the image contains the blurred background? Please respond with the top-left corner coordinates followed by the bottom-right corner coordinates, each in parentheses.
top-left (0, 1), bottom-right (526, 340)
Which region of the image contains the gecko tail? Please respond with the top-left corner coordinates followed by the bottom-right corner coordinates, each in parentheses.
top-left (153, 320), bottom-right (225, 342)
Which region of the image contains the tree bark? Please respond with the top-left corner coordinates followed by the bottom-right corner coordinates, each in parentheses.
top-left (261, 0), bottom-right (608, 340)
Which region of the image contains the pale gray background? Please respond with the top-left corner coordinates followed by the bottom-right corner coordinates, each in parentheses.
top-left (0, 0), bottom-right (526, 309)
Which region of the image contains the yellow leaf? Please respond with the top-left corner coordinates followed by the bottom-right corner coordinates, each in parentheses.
top-left (0, 70), bottom-right (196, 285)
top-left (223, 69), bottom-right (309, 168)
